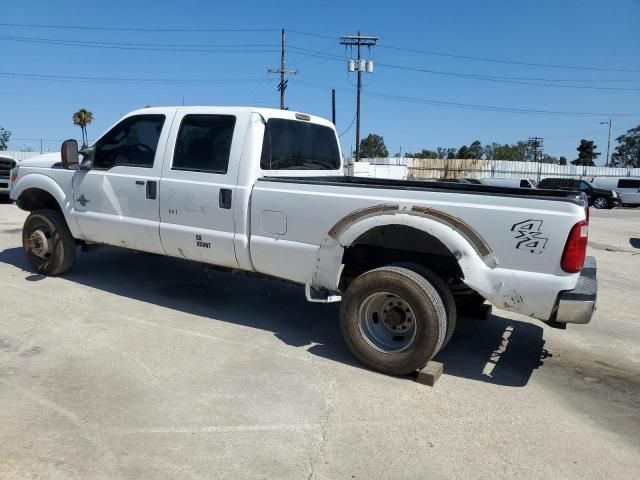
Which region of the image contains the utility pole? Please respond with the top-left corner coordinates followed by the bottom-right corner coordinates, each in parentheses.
top-left (269, 29), bottom-right (297, 110)
top-left (600, 119), bottom-right (612, 167)
top-left (340, 32), bottom-right (378, 161)
top-left (331, 89), bottom-right (336, 125)
top-left (528, 137), bottom-right (544, 162)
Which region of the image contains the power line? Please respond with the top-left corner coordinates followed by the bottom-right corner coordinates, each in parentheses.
top-left (0, 72), bottom-right (267, 84)
top-left (0, 35), bottom-right (278, 53)
top-left (0, 22), bottom-right (278, 33)
top-left (377, 43), bottom-right (640, 74)
top-left (295, 81), bottom-right (640, 117)
top-left (288, 47), bottom-right (640, 91)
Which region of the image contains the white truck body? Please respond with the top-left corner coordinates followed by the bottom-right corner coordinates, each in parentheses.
top-left (9, 106), bottom-right (597, 373)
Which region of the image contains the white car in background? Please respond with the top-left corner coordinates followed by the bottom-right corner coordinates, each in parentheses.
top-left (591, 177), bottom-right (640, 206)
top-left (480, 177), bottom-right (537, 188)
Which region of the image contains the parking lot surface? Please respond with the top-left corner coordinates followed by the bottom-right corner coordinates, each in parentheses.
top-left (1, 201), bottom-right (639, 479)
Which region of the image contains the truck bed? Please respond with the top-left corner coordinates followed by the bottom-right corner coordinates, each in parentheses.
top-left (258, 175), bottom-right (585, 205)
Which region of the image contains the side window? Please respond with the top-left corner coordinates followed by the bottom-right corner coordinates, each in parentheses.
top-left (520, 179), bottom-right (530, 188)
top-left (173, 115), bottom-right (236, 174)
top-left (578, 181), bottom-right (590, 191)
top-left (93, 115), bottom-right (165, 170)
top-left (618, 179), bottom-right (640, 188)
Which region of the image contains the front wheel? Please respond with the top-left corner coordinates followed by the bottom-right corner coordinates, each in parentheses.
top-left (22, 209), bottom-right (76, 275)
top-left (340, 266), bottom-right (447, 375)
top-left (593, 196), bottom-right (610, 209)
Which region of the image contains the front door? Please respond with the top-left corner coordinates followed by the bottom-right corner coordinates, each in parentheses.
top-left (159, 109), bottom-right (248, 268)
top-left (73, 113), bottom-right (172, 254)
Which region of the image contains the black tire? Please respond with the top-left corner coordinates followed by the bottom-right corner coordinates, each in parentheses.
top-left (391, 262), bottom-right (457, 348)
top-left (340, 266), bottom-right (447, 375)
top-left (593, 196), bottom-right (609, 210)
top-left (22, 209), bottom-right (76, 275)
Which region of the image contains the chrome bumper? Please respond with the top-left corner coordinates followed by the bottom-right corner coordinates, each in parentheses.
top-left (552, 256), bottom-right (597, 324)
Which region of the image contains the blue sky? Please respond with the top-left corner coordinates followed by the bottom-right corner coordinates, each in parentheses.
top-left (1, 0), bottom-right (639, 163)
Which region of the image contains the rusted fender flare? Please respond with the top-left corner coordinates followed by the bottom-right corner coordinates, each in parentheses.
top-left (312, 204), bottom-right (498, 294)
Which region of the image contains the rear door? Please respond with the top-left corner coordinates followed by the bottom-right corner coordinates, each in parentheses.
top-left (617, 179), bottom-right (640, 204)
top-left (72, 113), bottom-right (172, 253)
top-left (158, 109), bottom-right (250, 268)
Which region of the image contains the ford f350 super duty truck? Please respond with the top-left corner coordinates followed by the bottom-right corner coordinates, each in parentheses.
top-left (9, 107), bottom-right (597, 375)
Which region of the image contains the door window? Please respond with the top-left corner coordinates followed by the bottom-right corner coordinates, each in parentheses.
top-left (578, 181), bottom-right (591, 191)
top-left (93, 115), bottom-right (165, 169)
top-left (172, 115), bottom-right (236, 174)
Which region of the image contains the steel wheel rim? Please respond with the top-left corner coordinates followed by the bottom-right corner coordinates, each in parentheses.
top-left (27, 227), bottom-right (52, 259)
top-left (594, 198), bottom-right (607, 209)
top-left (357, 291), bottom-right (417, 353)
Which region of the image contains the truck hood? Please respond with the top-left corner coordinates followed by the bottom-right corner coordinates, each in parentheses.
top-left (18, 153), bottom-right (62, 168)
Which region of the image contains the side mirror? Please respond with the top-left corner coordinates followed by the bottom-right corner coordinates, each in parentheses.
top-left (61, 139), bottom-right (79, 169)
top-left (79, 146), bottom-right (95, 170)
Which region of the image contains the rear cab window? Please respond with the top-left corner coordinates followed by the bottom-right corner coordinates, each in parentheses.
top-left (260, 118), bottom-right (340, 171)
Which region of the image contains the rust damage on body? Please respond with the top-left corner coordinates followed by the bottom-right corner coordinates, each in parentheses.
top-left (328, 204), bottom-right (399, 239)
top-left (326, 203), bottom-right (493, 258)
top-left (410, 206), bottom-right (492, 257)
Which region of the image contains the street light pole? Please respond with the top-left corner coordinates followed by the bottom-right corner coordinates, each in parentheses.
top-left (601, 119), bottom-right (612, 167)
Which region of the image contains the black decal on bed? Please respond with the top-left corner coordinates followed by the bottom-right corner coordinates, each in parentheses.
top-left (511, 220), bottom-right (548, 254)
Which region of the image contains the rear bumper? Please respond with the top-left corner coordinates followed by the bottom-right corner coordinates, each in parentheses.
top-left (552, 256), bottom-right (597, 324)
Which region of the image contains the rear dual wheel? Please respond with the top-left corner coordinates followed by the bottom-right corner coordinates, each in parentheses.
top-left (340, 266), bottom-right (452, 375)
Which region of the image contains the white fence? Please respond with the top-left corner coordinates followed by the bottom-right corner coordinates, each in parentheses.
top-left (346, 158), bottom-right (640, 182)
top-left (1, 151), bottom-right (42, 161)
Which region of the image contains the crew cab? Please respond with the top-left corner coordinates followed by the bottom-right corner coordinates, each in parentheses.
top-left (10, 106), bottom-right (597, 375)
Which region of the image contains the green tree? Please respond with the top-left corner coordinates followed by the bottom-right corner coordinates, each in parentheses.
top-left (482, 142), bottom-right (500, 160)
top-left (559, 156), bottom-right (567, 165)
top-left (0, 127), bottom-right (11, 150)
top-left (457, 145), bottom-right (470, 158)
top-left (571, 139), bottom-right (600, 166)
top-left (467, 140), bottom-right (483, 159)
top-left (610, 125), bottom-right (640, 168)
top-left (359, 133), bottom-right (388, 158)
top-left (406, 148), bottom-right (438, 159)
top-left (72, 108), bottom-right (94, 147)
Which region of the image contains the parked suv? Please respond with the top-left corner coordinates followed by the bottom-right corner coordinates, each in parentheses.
top-left (538, 177), bottom-right (620, 209)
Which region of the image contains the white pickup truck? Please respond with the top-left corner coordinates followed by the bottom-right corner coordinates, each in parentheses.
top-left (9, 106), bottom-right (597, 375)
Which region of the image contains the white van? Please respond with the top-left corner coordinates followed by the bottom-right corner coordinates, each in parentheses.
top-left (480, 178), bottom-right (537, 188)
top-left (591, 177), bottom-right (640, 205)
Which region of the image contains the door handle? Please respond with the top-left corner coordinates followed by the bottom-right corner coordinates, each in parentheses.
top-left (219, 188), bottom-right (232, 209)
top-left (146, 180), bottom-right (157, 199)
top-left (135, 180), bottom-right (145, 185)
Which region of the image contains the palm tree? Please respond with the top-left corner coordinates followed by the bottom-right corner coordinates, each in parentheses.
top-left (72, 108), bottom-right (94, 147)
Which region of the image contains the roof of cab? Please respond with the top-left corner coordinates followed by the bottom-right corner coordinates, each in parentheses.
top-left (126, 106), bottom-right (334, 128)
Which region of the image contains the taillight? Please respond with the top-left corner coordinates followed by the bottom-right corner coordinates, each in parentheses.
top-left (561, 220), bottom-right (588, 273)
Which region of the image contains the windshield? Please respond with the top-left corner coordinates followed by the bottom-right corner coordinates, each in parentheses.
top-left (260, 118), bottom-right (341, 170)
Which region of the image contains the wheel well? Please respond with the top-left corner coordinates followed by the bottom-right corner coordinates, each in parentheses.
top-left (16, 188), bottom-right (62, 213)
top-left (339, 224), bottom-right (464, 291)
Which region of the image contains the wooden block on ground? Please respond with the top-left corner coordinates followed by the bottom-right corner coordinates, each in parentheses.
top-left (414, 361), bottom-right (443, 387)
